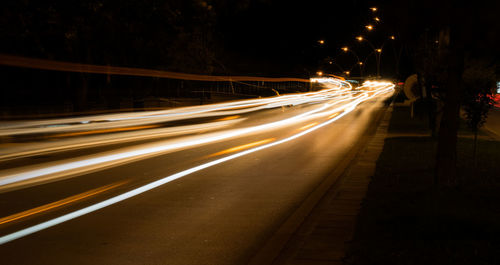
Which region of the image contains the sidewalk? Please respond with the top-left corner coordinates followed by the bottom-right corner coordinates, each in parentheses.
top-left (270, 105), bottom-right (393, 265)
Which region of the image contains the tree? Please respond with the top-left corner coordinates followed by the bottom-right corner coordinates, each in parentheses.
top-left (462, 60), bottom-right (496, 167)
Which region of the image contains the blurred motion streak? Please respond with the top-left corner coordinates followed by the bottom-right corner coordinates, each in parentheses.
top-left (0, 81), bottom-right (394, 245)
top-left (0, 81), bottom-right (394, 191)
top-left (207, 138), bottom-right (275, 158)
top-left (215, 115), bottom-right (241, 121)
top-left (0, 54), bottom-right (309, 82)
top-left (328, 113), bottom-right (341, 119)
top-left (0, 180), bottom-right (127, 225)
top-left (298, 122), bottom-right (319, 131)
top-left (52, 125), bottom-right (160, 138)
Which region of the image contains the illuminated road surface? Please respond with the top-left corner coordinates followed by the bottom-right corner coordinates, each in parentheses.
top-left (0, 80), bottom-right (393, 265)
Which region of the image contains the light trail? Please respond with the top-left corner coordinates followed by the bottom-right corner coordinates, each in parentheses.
top-left (0, 79), bottom-right (347, 135)
top-left (50, 124), bottom-right (161, 138)
top-left (0, 119), bottom-right (242, 162)
top-left (0, 54), bottom-right (311, 83)
top-left (0, 81), bottom-right (394, 245)
top-left (298, 122), bottom-right (319, 131)
top-left (0, 181), bottom-right (127, 225)
top-left (206, 138), bottom-right (276, 158)
top-left (215, 115), bottom-right (241, 121)
top-left (0, 81), bottom-right (392, 191)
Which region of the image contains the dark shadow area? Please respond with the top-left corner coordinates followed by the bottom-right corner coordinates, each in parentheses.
top-left (345, 106), bottom-right (500, 265)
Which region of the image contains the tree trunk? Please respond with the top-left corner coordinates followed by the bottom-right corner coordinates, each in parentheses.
top-left (435, 27), bottom-right (464, 186)
top-left (473, 129), bottom-right (478, 169)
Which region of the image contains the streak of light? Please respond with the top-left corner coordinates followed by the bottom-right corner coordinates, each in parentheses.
top-left (0, 81), bottom-right (393, 190)
top-left (328, 113), bottom-right (340, 119)
top-left (0, 54), bottom-right (310, 83)
top-left (215, 115), bottom-right (241, 121)
top-left (0, 120), bottom-right (241, 162)
top-left (51, 125), bottom-right (160, 138)
top-left (298, 122), bottom-right (319, 131)
top-left (0, 103), bottom-right (334, 188)
top-left (0, 81), bottom-right (347, 136)
top-left (206, 138), bottom-right (275, 158)
top-left (0, 181), bottom-right (127, 225)
top-left (0, 82), bottom-right (394, 245)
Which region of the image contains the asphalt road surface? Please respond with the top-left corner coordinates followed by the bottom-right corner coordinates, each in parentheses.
top-left (0, 80), bottom-right (393, 265)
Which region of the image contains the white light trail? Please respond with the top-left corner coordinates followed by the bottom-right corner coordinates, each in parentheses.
top-left (0, 81), bottom-right (393, 190)
top-left (0, 81), bottom-right (394, 245)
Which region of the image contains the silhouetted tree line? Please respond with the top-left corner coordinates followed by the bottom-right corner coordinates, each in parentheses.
top-left (0, 0), bottom-right (278, 114)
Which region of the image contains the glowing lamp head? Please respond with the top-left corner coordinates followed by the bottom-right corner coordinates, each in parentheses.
top-left (376, 48), bottom-right (382, 53)
top-left (366, 25), bottom-right (374, 31)
top-left (329, 61), bottom-right (333, 64)
top-left (390, 35), bottom-right (396, 40)
top-left (341, 46), bottom-right (349, 52)
top-left (356, 36), bottom-right (363, 41)
top-left (344, 71), bottom-right (350, 75)
top-left (358, 62), bottom-right (363, 65)
top-left (318, 40), bottom-right (325, 45)
top-left (370, 7), bottom-right (377, 12)
top-left (374, 17), bottom-right (380, 22)
top-left (317, 71), bottom-right (323, 76)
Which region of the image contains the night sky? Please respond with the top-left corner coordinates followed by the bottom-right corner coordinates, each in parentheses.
top-left (1, 0), bottom-right (498, 78)
top-left (217, 0), bottom-right (383, 76)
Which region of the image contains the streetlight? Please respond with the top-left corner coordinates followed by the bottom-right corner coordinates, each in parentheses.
top-left (390, 35), bottom-right (396, 40)
top-left (318, 40), bottom-right (325, 45)
top-left (358, 61), bottom-right (364, 77)
top-left (365, 24), bottom-right (374, 31)
top-left (355, 36), bottom-right (383, 77)
top-left (374, 17), bottom-right (381, 22)
top-left (317, 71), bottom-right (323, 76)
top-left (324, 57), bottom-right (345, 74)
top-left (340, 47), bottom-right (363, 77)
top-left (370, 7), bottom-right (377, 12)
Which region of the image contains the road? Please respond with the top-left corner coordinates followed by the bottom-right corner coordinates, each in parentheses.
top-left (0, 79), bottom-right (394, 265)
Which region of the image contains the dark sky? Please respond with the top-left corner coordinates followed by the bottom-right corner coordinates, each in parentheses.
top-left (217, 0), bottom-right (382, 76)
top-left (3, 0), bottom-right (497, 78)
top-left (0, 0), bottom-right (401, 77)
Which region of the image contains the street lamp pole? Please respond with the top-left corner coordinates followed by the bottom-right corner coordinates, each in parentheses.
top-left (356, 36), bottom-right (384, 78)
top-left (341, 46), bottom-right (363, 77)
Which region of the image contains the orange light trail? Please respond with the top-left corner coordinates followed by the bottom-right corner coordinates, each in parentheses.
top-left (328, 112), bottom-right (340, 119)
top-left (207, 138), bottom-right (275, 158)
top-left (0, 54), bottom-right (309, 83)
top-left (0, 180), bottom-right (127, 225)
top-left (51, 125), bottom-right (160, 138)
top-left (215, 115), bottom-right (241, 121)
top-left (0, 81), bottom-right (395, 244)
top-left (298, 122), bottom-right (319, 131)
